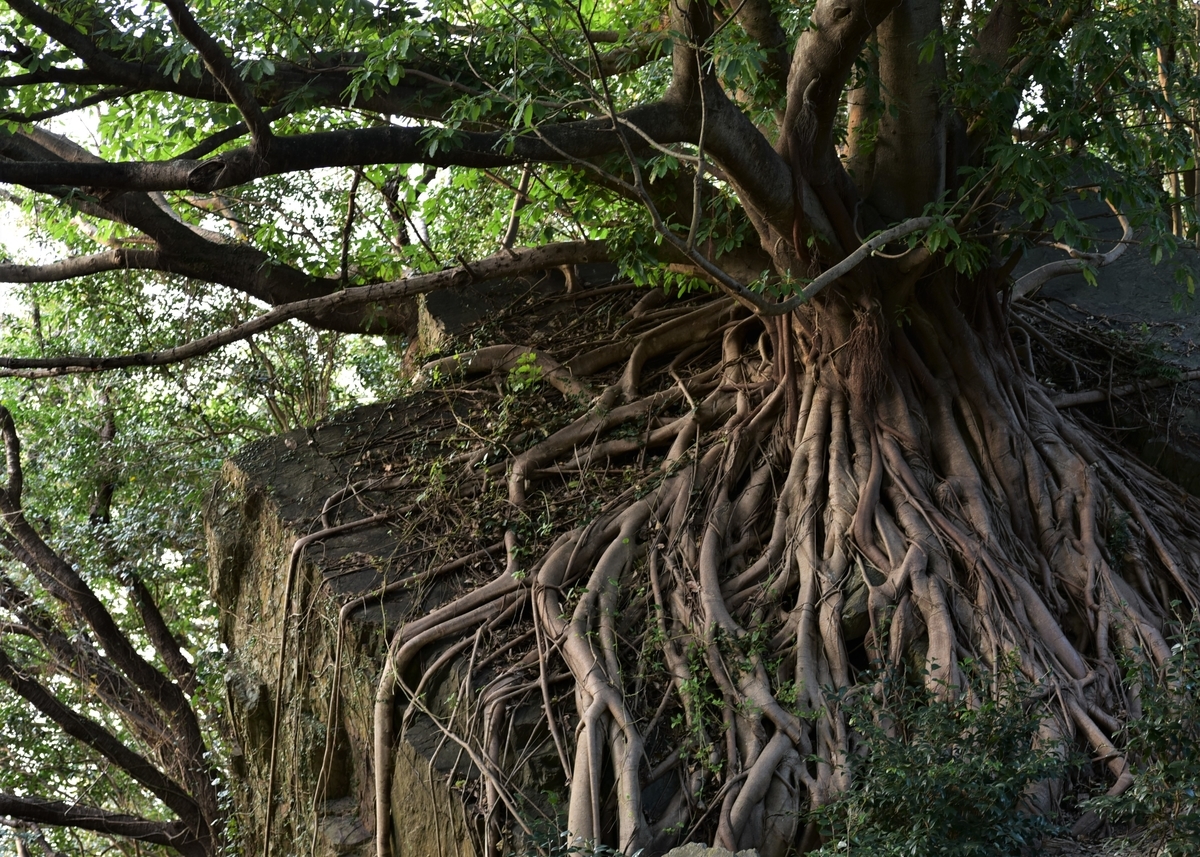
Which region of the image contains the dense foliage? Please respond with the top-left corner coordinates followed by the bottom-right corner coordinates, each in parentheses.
top-left (811, 664), bottom-right (1064, 857)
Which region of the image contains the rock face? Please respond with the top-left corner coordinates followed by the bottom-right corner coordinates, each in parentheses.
top-left (206, 406), bottom-right (482, 857)
top-left (1016, 199), bottom-right (1200, 494)
top-left (205, 268), bottom-right (620, 857)
top-left (205, 256), bottom-right (1200, 857)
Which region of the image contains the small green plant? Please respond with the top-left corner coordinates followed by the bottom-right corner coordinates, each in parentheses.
top-left (518, 828), bottom-right (638, 857)
top-left (508, 351), bottom-right (544, 393)
top-left (1082, 613), bottom-right (1200, 855)
top-left (810, 663), bottom-right (1063, 857)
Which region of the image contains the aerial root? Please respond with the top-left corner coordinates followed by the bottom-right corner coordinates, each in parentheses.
top-left (355, 295), bottom-right (1200, 857)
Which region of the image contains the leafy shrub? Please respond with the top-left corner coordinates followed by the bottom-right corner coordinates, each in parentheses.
top-left (810, 664), bottom-right (1063, 857)
top-left (518, 828), bottom-right (632, 857)
top-left (1082, 615), bottom-right (1200, 855)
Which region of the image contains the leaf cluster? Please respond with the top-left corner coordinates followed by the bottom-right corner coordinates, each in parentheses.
top-left (1082, 613), bottom-right (1200, 855)
top-left (810, 664), bottom-right (1063, 857)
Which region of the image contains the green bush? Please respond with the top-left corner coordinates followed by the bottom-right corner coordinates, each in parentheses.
top-left (810, 664), bottom-right (1063, 857)
top-left (1082, 615), bottom-right (1200, 855)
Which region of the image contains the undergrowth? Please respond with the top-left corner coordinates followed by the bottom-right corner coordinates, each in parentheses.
top-left (1082, 613), bottom-right (1200, 856)
top-left (809, 663), bottom-right (1063, 857)
top-left (516, 627), bottom-right (1200, 857)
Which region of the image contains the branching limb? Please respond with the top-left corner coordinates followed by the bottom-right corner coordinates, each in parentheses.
top-left (722, 0), bottom-right (790, 93)
top-left (158, 0), bottom-right (273, 145)
top-left (0, 103), bottom-right (693, 193)
top-left (127, 573), bottom-right (198, 695)
top-left (670, 216), bottom-right (936, 315)
top-left (0, 648), bottom-right (206, 834)
top-left (1012, 200), bottom-right (1133, 298)
top-left (0, 249), bottom-right (161, 284)
top-left (0, 795), bottom-right (204, 857)
top-left (0, 406), bottom-right (219, 835)
top-left (0, 241), bottom-right (607, 377)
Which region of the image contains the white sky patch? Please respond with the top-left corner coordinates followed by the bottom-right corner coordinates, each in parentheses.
top-left (0, 110), bottom-right (105, 319)
top-left (0, 200), bottom-right (36, 318)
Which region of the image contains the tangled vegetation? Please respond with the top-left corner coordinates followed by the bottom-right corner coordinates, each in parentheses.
top-left (2, 0), bottom-right (1200, 855)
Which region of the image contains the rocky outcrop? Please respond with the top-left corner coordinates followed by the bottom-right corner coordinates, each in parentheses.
top-left (207, 410), bottom-right (482, 857)
top-left (204, 268), bottom-right (622, 857)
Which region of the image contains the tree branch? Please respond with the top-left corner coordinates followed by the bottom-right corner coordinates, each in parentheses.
top-left (963, 1), bottom-right (1078, 153)
top-left (676, 216), bottom-right (935, 315)
top-left (3, 0), bottom-right (210, 97)
top-left (128, 573), bottom-right (198, 695)
top-left (782, 0), bottom-right (903, 172)
top-left (1012, 199), bottom-right (1133, 298)
top-left (0, 649), bottom-right (205, 831)
top-left (0, 87), bottom-right (136, 125)
top-left (0, 794), bottom-right (203, 856)
top-left (0, 69), bottom-right (104, 87)
top-left (722, 0), bottom-right (790, 91)
top-left (0, 250), bottom-right (161, 283)
top-left (0, 241), bottom-right (607, 377)
top-left (171, 103), bottom-right (293, 161)
top-left (0, 566), bottom-right (170, 749)
top-left (501, 164), bottom-right (532, 250)
top-left (0, 102), bottom-right (692, 192)
top-left (1, 0), bottom-right (585, 122)
top-left (158, 0), bottom-right (272, 145)
top-left (0, 405), bottom-right (22, 505)
top-left (0, 408), bottom-right (219, 833)
top-left (0, 128), bottom-right (412, 332)
top-left (1050, 369), bottom-right (1200, 409)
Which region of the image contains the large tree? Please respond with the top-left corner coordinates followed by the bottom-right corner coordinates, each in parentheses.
top-left (2, 0), bottom-right (1200, 855)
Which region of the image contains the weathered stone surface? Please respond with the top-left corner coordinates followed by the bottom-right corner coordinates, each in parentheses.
top-left (206, 399), bottom-right (489, 857)
top-left (1016, 201), bottom-right (1200, 494)
top-left (204, 274), bottom-right (608, 856)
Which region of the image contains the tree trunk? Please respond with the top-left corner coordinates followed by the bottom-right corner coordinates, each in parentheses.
top-left (370, 258), bottom-right (1200, 856)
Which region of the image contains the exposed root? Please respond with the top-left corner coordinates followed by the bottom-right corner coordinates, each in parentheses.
top-left (315, 281), bottom-right (1200, 857)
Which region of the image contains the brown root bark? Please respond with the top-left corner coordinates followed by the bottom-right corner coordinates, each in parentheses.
top-left (354, 273), bottom-right (1200, 857)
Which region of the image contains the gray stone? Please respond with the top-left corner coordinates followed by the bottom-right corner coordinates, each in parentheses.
top-left (662, 844), bottom-right (760, 857)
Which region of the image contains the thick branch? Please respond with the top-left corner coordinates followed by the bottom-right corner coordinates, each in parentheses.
top-left (0, 649), bottom-right (204, 829)
top-left (0, 408), bottom-right (219, 831)
top-left (0, 102), bottom-right (692, 193)
top-left (0, 250), bottom-right (161, 283)
top-left (0, 130), bottom-right (407, 332)
top-left (862, 0), bottom-right (947, 219)
top-left (0, 795), bottom-right (203, 856)
top-left (783, 0), bottom-right (903, 170)
top-left (723, 0), bottom-right (790, 91)
top-left (0, 406), bottom-right (22, 504)
top-left (129, 574), bottom-right (197, 695)
top-left (0, 241), bottom-right (607, 377)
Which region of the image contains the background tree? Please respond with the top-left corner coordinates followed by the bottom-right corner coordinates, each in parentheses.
top-left (1, 0), bottom-right (1200, 856)
top-left (0, 257), bottom-right (404, 856)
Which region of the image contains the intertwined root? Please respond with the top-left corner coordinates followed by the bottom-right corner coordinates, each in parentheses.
top-left (362, 283), bottom-right (1200, 857)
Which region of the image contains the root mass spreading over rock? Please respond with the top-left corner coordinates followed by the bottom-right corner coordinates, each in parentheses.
top-left (320, 276), bottom-right (1200, 857)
